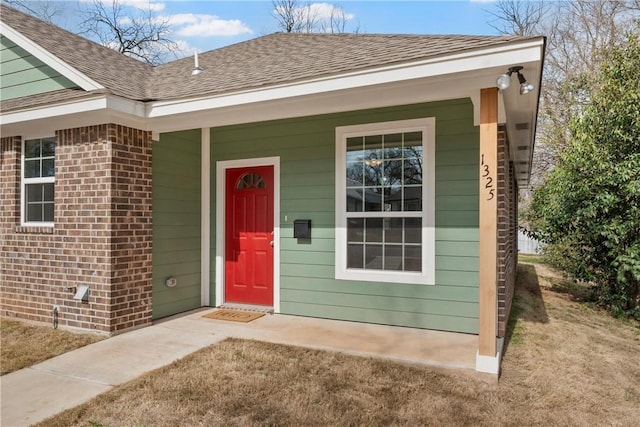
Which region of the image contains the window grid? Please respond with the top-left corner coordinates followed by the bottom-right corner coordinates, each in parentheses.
top-left (335, 117), bottom-right (435, 285)
top-left (236, 173), bottom-right (265, 190)
top-left (346, 131), bottom-right (423, 215)
top-left (346, 217), bottom-right (422, 272)
top-left (344, 129), bottom-right (424, 273)
top-left (22, 137), bottom-right (55, 225)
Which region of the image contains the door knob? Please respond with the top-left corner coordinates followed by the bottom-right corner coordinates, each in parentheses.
top-left (269, 241), bottom-right (274, 246)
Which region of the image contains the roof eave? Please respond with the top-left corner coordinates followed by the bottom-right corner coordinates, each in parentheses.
top-left (147, 37), bottom-right (545, 121)
top-left (0, 93), bottom-right (147, 138)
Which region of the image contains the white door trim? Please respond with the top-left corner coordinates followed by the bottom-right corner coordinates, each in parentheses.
top-left (215, 156), bottom-right (281, 312)
top-left (201, 128), bottom-right (211, 306)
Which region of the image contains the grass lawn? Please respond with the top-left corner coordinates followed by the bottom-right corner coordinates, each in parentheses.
top-left (36, 261), bottom-right (640, 426)
top-left (0, 318), bottom-right (104, 375)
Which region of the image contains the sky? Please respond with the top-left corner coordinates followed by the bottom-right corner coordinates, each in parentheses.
top-left (18, 0), bottom-right (506, 55)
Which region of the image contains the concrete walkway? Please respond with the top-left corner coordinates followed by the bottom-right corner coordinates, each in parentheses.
top-left (1, 309), bottom-right (478, 426)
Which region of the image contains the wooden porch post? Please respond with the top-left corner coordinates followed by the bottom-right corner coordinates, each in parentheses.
top-left (478, 87), bottom-right (498, 358)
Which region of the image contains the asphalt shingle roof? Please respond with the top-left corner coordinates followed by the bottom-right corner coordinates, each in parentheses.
top-left (150, 32), bottom-right (536, 101)
top-left (0, 4), bottom-right (151, 100)
top-left (1, 3), bottom-right (539, 109)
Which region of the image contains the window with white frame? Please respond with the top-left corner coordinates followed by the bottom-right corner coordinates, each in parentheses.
top-left (22, 137), bottom-right (55, 225)
top-left (335, 118), bottom-right (435, 285)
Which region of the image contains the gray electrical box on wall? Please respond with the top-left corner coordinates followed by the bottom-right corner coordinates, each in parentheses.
top-left (73, 285), bottom-right (90, 303)
top-left (293, 219), bottom-right (311, 239)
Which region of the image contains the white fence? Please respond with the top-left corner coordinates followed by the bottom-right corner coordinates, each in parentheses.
top-left (518, 230), bottom-right (542, 254)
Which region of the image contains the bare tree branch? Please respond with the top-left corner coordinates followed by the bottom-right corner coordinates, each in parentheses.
top-left (79, 0), bottom-right (180, 65)
top-left (486, 0), bottom-right (549, 36)
top-left (4, 0), bottom-right (64, 24)
top-left (325, 5), bottom-right (349, 34)
top-left (489, 0), bottom-right (640, 195)
top-left (271, 0), bottom-right (298, 32)
top-left (271, 0), bottom-right (354, 34)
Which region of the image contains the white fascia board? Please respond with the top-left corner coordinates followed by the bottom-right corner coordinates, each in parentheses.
top-left (0, 21), bottom-right (104, 91)
top-left (148, 79), bottom-right (478, 133)
top-left (0, 94), bottom-right (145, 126)
top-left (0, 97), bottom-right (108, 125)
top-left (148, 39), bottom-right (544, 119)
top-left (106, 94), bottom-right (147, 118)
top-left (2, 110), bottom-right (147, 140)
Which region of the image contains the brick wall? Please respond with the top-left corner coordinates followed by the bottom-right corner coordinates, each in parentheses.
top-left (108, 127), bottom-right (153, 331)
top-left (0, 137), bottom-right (21, 301)
top-left (0, 124), bottom-right (152, 333)
top-left (496, 128), bottom-right (518, 338)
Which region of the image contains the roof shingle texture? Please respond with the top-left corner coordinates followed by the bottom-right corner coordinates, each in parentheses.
top-left (1, 4), bottom-right (151, 100)
top-left (1, 4), bottom-right (538, 106)
top-left (151, 33), bottom-right (535, 101)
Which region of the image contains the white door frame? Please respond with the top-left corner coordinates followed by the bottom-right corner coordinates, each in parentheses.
top-left (215, 156), bottom-right (281, 312)
top-left (201, 128), bottom-right (210, 306)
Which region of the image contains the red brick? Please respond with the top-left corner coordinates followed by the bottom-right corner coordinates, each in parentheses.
top-left (0, 125), bottom-right (153, 334)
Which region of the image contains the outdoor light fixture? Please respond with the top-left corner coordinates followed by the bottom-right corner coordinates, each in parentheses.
top-left (191, 51), bottom-right (203, 76)
top-left (495, 66), bottom-right (534, 95)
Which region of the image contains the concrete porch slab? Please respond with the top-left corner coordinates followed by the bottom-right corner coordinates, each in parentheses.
top-left (1, 309), bottom-right (478, 426)
top-left (161, 310), bottom-right (479, 371)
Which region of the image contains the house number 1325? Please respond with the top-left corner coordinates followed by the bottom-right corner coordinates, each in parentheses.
top-left (481, 154), bottom-right (495, 201)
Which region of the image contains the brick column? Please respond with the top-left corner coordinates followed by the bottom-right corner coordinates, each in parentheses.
top-left (108, 125), bottom-right (153, 332)
top-left (0, 124), bottom-right (152, 333)
top-left (0, 137), bottom-right (21, 307)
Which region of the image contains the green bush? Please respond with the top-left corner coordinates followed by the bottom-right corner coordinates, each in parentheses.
top-left (526, 32), bottom-right (640, 318)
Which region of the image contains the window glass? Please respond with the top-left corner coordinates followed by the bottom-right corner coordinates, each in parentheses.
top-left (345, 217), bottom-right (423, 272)
top-left (24, 160), bottom-right (40, 178)
top-left (405, 218), bottom-right (422, 243)
top-left (237, 173), bottom-right (265, 190)
top-left (23, 138), bottom-right (55, 224)
top-left (384, 218), bottom-right (403, 243)
top-left (347, 218), bottom-right (364, 242)
top-left (343, 130), bottom-right (425, 273)
top-left (42, 159), bottom-right (55, 177)
top-left (337, 119), bottom-right (433, 283)
top-left (365, 218), bottom-right (383, 242)
top-left (42, 138), bottom-right (56, 157)
top-left (384, 245), bottom-right (403, 271)
top-left (24, 140), bottom-right (40, 159)
top-left (404, 246), bottom-right (422, 272)
top-left (347, 244), bottom-right (364, 269)
top-left (25, 183), bottom-right (54, 222)
top-left (364, 244), bottom-right (382, 269)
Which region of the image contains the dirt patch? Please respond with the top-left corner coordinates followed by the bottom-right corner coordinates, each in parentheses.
top-left (0, 318), bottom-right (104, 375)
top-left (36, 262), bottom-right (640, 426)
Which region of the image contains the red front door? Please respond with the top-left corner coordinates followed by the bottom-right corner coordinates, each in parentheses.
top-left (225, 166), bottom-right (274, 306)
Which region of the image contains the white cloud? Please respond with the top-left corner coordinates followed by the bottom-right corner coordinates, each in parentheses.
top-left (79, 1), bottom-right (252, 38)
top-left (307, 2), bottom-right (355, 21)
top-left (120, 0), bottom-right (165, 12)
top-left (160, 39), bottom-right (199, 59)
top-left (274, 2), bottom-right (355, 21)
top-left (167, 13), bottom-right (253, 37)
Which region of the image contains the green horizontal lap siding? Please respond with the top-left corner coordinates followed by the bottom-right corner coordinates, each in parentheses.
top-left (211, 99), bottom-right (479, 333)
top-left (0, 36), bottom-right (76, 100)
top-left (152, 130), bottom-right (202, 319)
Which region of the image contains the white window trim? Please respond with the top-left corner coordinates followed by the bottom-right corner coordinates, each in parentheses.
top-left (335, 118), bottom-right (435, 285)
top-left (21, 137), bottom-right (55, 228)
